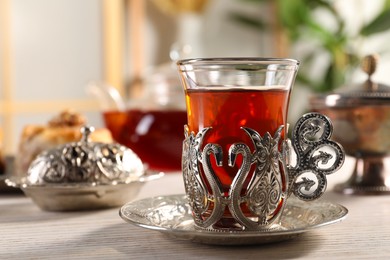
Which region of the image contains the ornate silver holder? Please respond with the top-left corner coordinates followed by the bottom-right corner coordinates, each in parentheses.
top-left (6, 126), bottom-right (163, 211)
top-left (182, 113), bottom-right (345, 231)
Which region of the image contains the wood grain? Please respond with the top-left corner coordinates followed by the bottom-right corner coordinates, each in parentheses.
top-left (1, 158), bottom-right (389, 259)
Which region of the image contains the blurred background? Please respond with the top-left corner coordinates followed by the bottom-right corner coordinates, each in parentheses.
top-left (1, 0), bottom-right (390, 156)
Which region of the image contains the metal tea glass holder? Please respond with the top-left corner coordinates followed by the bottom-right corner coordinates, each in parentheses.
top-left (182, 113), bottom-right (345, 231)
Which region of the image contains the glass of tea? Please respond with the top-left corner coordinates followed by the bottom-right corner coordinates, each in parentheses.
top-left (177, 58), bottom-right (344, 231)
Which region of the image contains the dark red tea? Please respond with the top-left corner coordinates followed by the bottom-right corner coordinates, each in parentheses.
top-left (186, 87), bottom-right (290, 195)
top-left (103, 109), bottom-right (187, 172)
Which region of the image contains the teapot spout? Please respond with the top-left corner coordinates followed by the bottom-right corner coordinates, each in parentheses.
top-left (86, 81), bottom-right (126, 111)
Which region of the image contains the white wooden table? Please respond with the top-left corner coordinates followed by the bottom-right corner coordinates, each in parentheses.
top-left (1, 157), bottom-right (390, 259)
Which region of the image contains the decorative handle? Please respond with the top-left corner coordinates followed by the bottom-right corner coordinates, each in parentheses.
top-left (288, 113), bottom-right (345, 201)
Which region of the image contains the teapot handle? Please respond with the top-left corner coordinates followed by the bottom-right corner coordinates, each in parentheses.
top-left (86, 81), bottom-right (126, 111)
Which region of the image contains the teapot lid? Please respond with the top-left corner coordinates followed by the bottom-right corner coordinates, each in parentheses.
top-left (310, 54), bottom-right (390, 108)
top-left (27, 126), bottom-right (144, 185)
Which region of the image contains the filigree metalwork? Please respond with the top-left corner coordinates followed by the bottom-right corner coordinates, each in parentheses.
top-left (27, 126), bottom-right (144, 185)
top-left (183, 125), bottom-right (287, 230)
top-left (182, 112), bottom-right (345, 231)
top-left (228, 126), bottom-right (286, 229)
top-left (288, 113), bottom-right (345, 200)
top-left (182, 126), bottom-right (211, 226)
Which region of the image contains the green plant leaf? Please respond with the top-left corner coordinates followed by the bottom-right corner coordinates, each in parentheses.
top-left (361, 9), bottom-right (390, 36)
top-left (384, 0), bottom-right (390, 9)
top-left (296, 73), bottom-right (319, 90)
top-left (277, 0), bottom-right (311, 28)
top-left (229, 13), bottom-right (267, 30)
top-left (320, 61), bottom-right (347, 92)
top-left (311, 0), bottom-right (345, 34)
top-left (230, 0), bottom-right (389, 92)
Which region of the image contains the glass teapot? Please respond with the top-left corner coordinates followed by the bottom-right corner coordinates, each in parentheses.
top-left (88, 66), bottom-right (187, 173)
top-left (89, 0), bottom-right (209, 173)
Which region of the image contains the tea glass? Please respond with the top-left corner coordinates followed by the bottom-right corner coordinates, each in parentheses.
top-left (177, 58), bottom-right (344, 231)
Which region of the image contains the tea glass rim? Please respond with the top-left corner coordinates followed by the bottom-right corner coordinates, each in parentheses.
top-left (177, 57), bottom-right (300, 71)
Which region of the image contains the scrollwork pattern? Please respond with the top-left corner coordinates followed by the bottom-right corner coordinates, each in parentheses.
top-left (182, 126), bottom-right (212, 227)
top-left (231, 126), bottom-right (285, 229)
top-left (288, 113), bottom-right (345, 200)
top-left (183, 125), bottom-right (287, 230)
top-left (28, 126), bottom-right (144, 185)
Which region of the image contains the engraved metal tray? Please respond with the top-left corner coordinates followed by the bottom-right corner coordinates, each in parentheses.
top-left (120, 194), bottom-right (348, 245)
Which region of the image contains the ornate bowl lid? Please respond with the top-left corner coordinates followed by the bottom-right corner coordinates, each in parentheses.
top-left (26, 126), bottom-right (145, 186)
top-left (310, 55), bottom-right (390, 108)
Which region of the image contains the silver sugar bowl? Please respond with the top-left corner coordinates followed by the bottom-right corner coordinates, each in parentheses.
top-left (310, 55), bottom-right (390, 195)
top-left (6, 126), bottom-right (163, 211)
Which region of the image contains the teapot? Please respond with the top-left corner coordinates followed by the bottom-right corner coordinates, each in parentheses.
top-left (88, 64), bottom-right (187, 172)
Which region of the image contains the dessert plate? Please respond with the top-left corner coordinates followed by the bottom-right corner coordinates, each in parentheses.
top-left (119, 194), bottom-right (348, 245)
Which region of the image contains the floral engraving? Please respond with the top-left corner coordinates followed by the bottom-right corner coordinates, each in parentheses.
top-left (247, 172), bottom-right (281, 225)
top-left (183, 125), bottom-right (286, 230)
top-left (182, 126), bottom-right (210, 226)
top-left (29, 126), bottom-right (144, 185)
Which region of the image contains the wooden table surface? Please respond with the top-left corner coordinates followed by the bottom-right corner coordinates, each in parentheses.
top-left (1, 157), bottom-right (390, 259)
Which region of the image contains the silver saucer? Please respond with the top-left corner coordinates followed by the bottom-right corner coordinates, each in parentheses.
top-left (119, 194), bottom-right (348, 245)
top-left (6, 171), bottom-right (163, 211)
